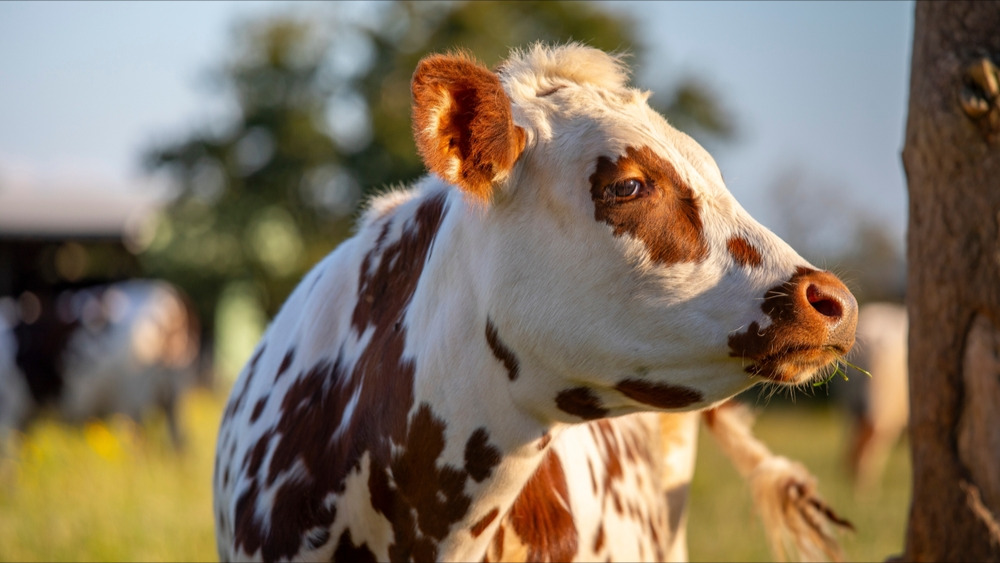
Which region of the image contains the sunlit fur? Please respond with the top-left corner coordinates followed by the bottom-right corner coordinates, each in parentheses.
top-left (481, 43), bottom-right (825, 413)
top-left (214, 43), bottom-right (851, 562)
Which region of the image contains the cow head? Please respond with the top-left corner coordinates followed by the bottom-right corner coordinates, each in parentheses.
top-left (411, 44), bottom-right (857, 421)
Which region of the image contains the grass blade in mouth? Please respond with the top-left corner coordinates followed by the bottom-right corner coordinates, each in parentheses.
top-left (812, 358), bottom-right (873, 387)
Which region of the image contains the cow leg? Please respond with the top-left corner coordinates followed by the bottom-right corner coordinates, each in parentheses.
top-left (161, 384), bottom-right (185, 451)
top-left (703, 402), bottom-right (853, 562)
top-left (847, 415), bottom-right (876, 490)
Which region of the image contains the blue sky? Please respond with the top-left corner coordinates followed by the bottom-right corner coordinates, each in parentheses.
top-left (0, 1), bottom-right (913, 249)
top-left (621, 1), bottom-right (913, 253)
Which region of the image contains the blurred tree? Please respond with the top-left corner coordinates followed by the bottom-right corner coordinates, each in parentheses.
top-left (141, 0), bottom-right (735, 342)
top-left (141, 16), bottom-right (343, 335)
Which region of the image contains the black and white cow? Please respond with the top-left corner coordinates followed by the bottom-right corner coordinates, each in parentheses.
top-left (0, 279), bottom-right (200, 447)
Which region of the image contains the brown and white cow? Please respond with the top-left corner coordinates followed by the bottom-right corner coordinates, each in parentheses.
top-left (214, 44), bottom-right (858, 562)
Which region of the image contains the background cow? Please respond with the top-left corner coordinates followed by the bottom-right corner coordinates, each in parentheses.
top-left (839, 301), bottom-right (909, 493)
top-left (0, 279), bottom-right (201, 448)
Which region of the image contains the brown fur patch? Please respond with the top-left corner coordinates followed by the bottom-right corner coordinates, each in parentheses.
top-left (465, 428), bottom-right (502, 483)
top-left (590, 145), bottom-right (707, 265)
top-left (614, 378), bottom-right (703, 409)
top-left (411, 52), bottom-right (526, 200)
top-left (232, 194), bottom-right (470, 561)
top-left (555, 387), bottom-right (609, 420)
top-left (491, 523), bottom-right (505, 558)
top-left (275, 349), bottom-right (294, 381)
top-left (587, 458), bottom-right (598, 494)
top-left (592, 421), bottom-right (624, 487)
top-left (701, 407), bottom-right (718, 429)
top-left (332, 529), bottom-right (377, 562)
top-left (248, 398), bottom-right (267, 424)
top-left (470, 507), bottom-right (500, 538)
top-left (537, 432), bottom-right (552, 450)
top-left (485, 318), bottom-right (520, 381)
top-left (587, 418), bottom-right (671, 561)
top-left (727, 235), bottom-right (763, 268)
top-left (351, 193), bottom-right (448, 334)
top-left (383, 404), bottom-right (473, 559)
top-left (507, 451), bottom-right (579, 562)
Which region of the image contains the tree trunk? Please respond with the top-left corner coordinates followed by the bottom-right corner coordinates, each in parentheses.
top-left (902, 2), bottom-right (1000, 561)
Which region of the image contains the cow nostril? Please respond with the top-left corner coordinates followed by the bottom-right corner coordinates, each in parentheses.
top-left (806, 283), bottom-right (843, 320)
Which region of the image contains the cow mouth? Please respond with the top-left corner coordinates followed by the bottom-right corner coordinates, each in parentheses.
top-left (741, 344), bottom-right (848, 384)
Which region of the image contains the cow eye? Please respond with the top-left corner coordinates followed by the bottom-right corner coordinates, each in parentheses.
top-left (608, 178), bottom-right (644, 200)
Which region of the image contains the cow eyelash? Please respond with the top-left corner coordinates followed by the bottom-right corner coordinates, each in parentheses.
top-left (605, 178), bottom-right (648, 201)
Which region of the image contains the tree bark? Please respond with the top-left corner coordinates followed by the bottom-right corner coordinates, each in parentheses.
top-left (903, 2), bottom-right (1000, 561)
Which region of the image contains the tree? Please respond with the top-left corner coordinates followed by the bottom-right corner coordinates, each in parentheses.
top-left (902, 2), bottom-right (1000, 560)
top-left (141, 0), bottom-right (735, 347)
top-left (142, 16), bottom-right (344, 335)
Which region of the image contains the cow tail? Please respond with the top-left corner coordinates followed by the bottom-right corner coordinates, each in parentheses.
top-left (701, 402), bottom-right (853, 562)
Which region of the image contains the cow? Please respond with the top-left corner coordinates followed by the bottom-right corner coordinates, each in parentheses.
top-left (214, 43), bottom-right (859, 562)
top-left (840, 302), bottom-right (909, 493)
top-left (0, 279), bottom-right (200, 449)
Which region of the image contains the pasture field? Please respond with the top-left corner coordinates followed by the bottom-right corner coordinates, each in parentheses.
top-left (0, 389), bottom-right (909, 562)
top-left (687, 402), bottom-right (910, 562)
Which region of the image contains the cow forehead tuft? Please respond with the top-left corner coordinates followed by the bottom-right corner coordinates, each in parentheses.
top-left (498, 42), bottom-right (632, 96)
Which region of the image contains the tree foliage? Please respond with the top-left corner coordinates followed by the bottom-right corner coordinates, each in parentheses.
top-left (141, 1), bottom-right (735, 332)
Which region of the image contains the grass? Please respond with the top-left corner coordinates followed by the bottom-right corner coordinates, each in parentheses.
top-left (0, 389), bottom-right (223, 562)
top-left (687, 403), bottom-right (911, 562)
top-left (0, 390), bottom-right (910, 562)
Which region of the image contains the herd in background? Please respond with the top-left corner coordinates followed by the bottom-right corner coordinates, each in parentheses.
top-left (0, 280), bottom-right (910, 492)
top-left (0, 279), bottom-right (201, 449)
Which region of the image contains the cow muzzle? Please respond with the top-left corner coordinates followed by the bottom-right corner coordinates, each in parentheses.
top-left (728, 267), bottom-right (859, 383)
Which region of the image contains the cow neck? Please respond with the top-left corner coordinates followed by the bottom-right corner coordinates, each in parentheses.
top-left (344, 186), bottom-right (553, 560)
top-left (395, 190), bottom-right (563, 561)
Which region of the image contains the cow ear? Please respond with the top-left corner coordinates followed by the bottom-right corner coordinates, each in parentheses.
top-left (411, 52), bottom-right (526, 201)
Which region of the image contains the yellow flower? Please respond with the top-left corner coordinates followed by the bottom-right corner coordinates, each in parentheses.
top-left (84, 421), bottom-right (123, 462)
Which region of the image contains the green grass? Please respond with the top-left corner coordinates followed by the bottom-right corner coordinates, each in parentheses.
top-left (687, 404), bottom-right (911, 562)
top-left (0, 392), bottom-right (909, 562)
top-left (0, 390), bottom-right (223, 562)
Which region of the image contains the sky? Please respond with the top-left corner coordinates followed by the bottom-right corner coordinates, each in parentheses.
top-left (0, 1), bottom-right (913, 247)
top-left (619, 1), bottom-right (913, 253)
